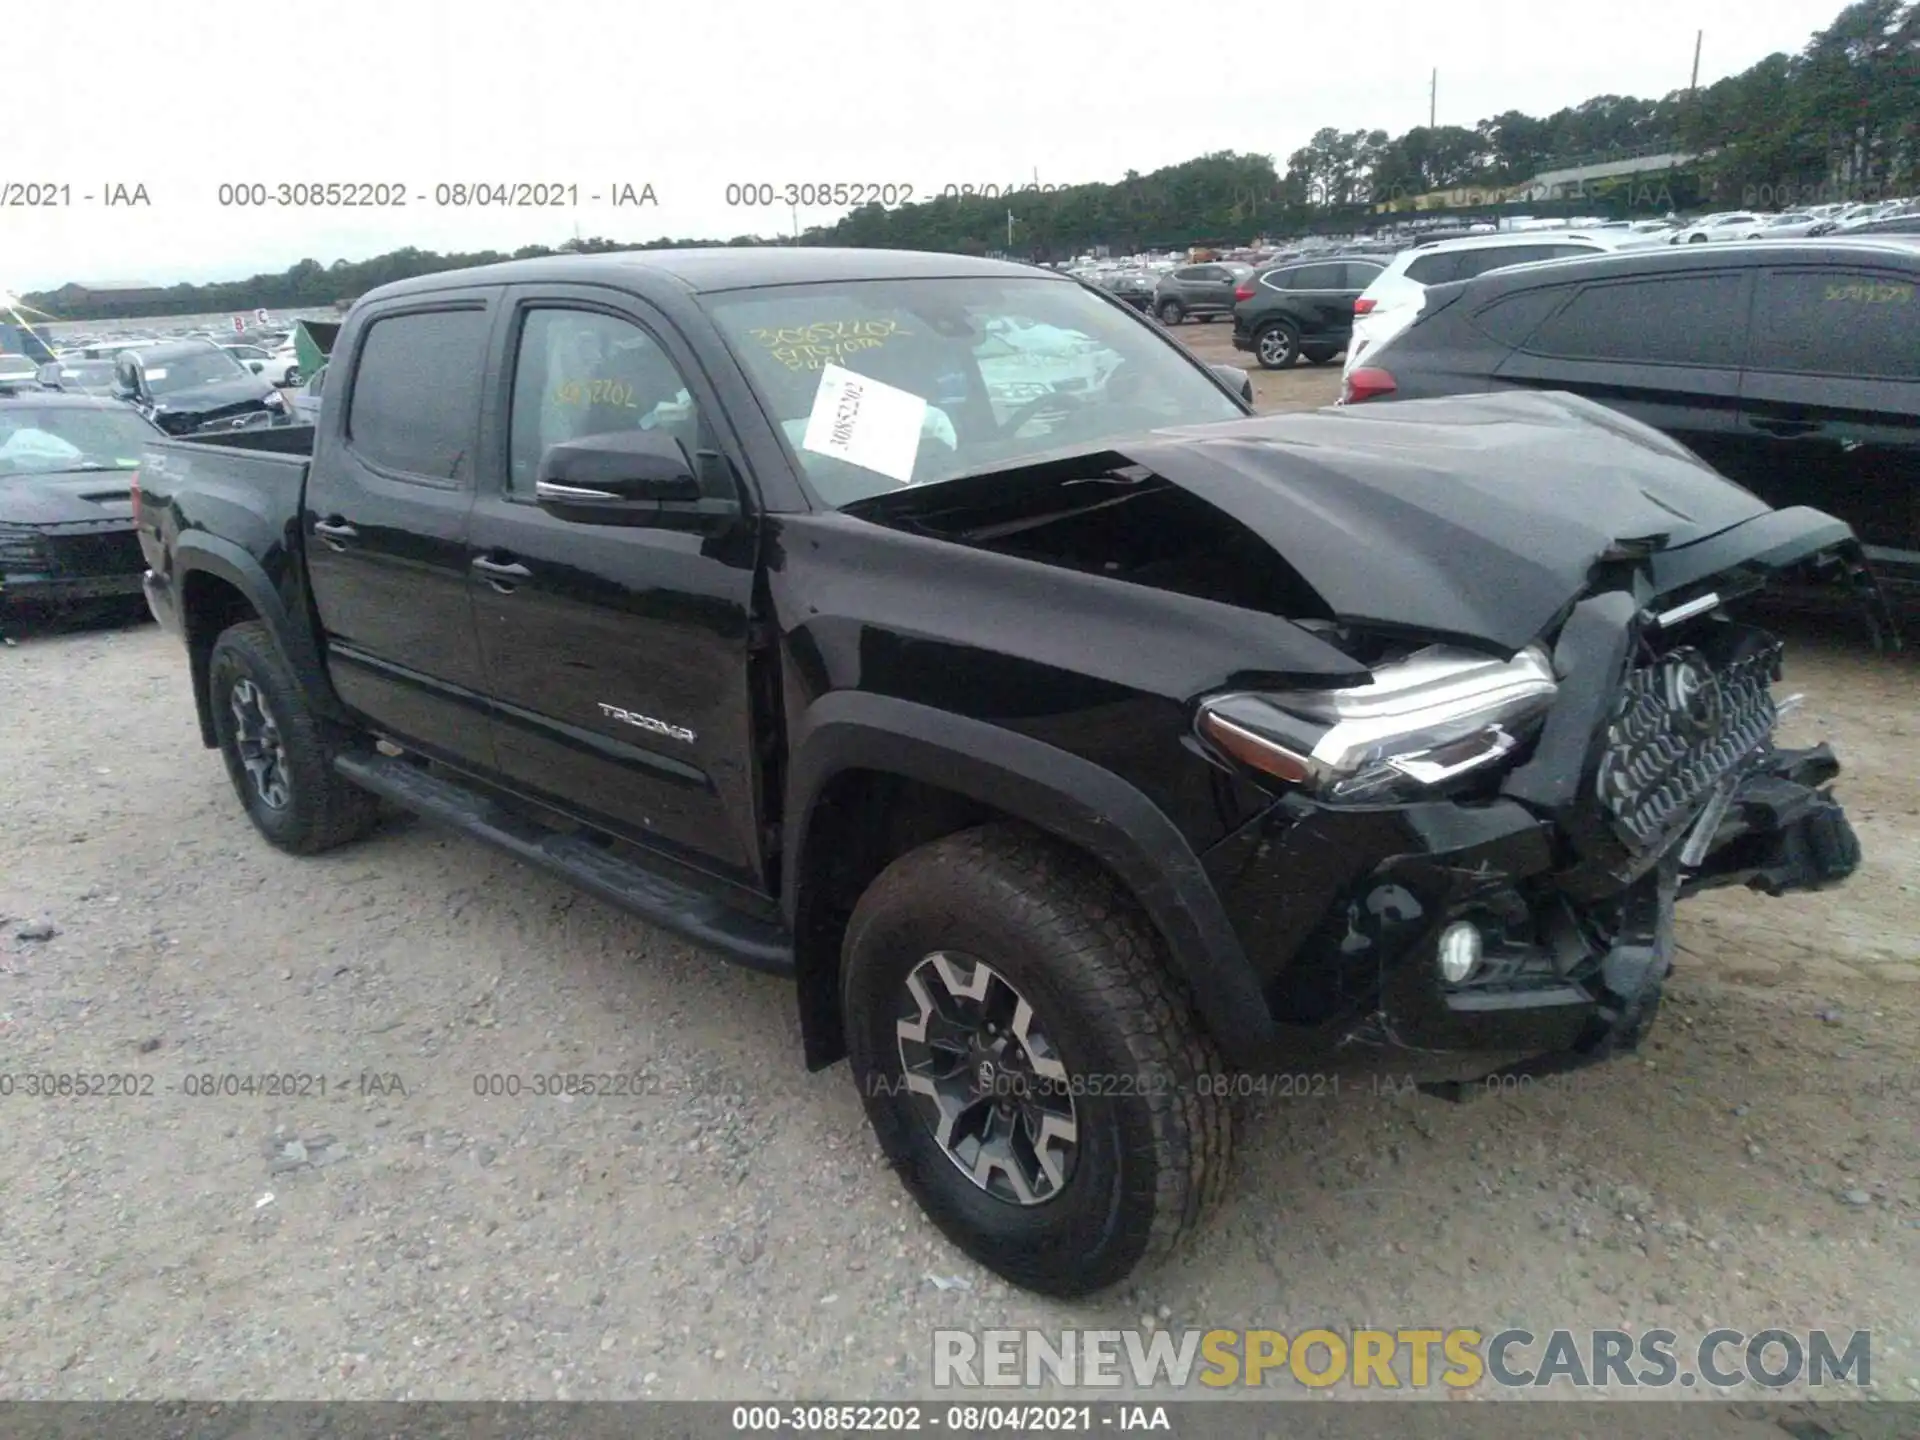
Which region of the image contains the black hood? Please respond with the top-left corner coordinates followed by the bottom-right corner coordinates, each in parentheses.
top-left (1115, 390), bottom-right (1774, 652)
top-left (0, 467), bottom-right (137, 526)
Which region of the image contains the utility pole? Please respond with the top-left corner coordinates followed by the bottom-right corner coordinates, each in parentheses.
top-left (1689, 30), bottom-right (1702, 91)
top-left (1429, 68), bottom-right (1436, 129)
top-left (1006, 208), bottom-right (1015, 248)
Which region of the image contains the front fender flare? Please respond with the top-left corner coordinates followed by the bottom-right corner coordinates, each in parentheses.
top-left (783, 690), bottom-right (1277, 1068)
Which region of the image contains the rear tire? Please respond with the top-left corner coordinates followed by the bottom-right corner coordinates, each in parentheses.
top-left (842, 823), bottom-right (1232, 1298)
top-left (207, 620), bottom-right (381, 855)
top-left (1157, 300), bottom-right (1185, 325)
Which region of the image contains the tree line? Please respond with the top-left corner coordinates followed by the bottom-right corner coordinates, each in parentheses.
top-left (29, 0), bottom-right (1912, 321)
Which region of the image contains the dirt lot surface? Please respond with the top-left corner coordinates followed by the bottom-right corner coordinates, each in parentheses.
top-left (1, 350), bottom-right (1915, 1413)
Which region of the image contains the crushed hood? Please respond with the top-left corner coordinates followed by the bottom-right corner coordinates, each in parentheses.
top-left (1115, 390), bottom-right (1773, 653)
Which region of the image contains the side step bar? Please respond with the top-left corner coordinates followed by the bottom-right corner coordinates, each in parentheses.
top-left (334, 751), bottom-right (794, 976)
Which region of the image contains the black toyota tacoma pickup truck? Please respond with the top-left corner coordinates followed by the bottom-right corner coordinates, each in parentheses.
top-left (135, 247), bottom-right (1877, 1298)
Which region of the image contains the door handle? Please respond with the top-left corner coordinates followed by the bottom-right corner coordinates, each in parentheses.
top-left (472, 555), bottom-right (532, 591)
top-left (313, 517), bottom-right (357, 538)
top-left (1750, 418), bottom-right (1821, 437)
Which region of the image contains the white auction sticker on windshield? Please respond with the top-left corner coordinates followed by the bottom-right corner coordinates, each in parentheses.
top-left (800, 363), bottom-right (926, 483)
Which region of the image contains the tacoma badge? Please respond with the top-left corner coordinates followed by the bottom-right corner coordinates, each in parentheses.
top-left (597, 703), bottom-right (696, 743)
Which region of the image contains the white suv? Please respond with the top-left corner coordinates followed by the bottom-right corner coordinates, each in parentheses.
top-left (1343, 231), bottom-right (1626, 376)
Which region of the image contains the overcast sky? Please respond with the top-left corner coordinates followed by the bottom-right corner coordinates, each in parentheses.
top-left (7, 0), bottom-right (1844, 294)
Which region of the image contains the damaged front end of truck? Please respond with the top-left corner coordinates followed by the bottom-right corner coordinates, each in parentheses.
top-left (832, 389), bottom-right (1888, 1083)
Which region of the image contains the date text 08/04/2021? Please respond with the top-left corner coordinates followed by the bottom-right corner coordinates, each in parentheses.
top-left (0, 1072), bottom-right (406, 1099)
top-left (212, 182), bottom-right (659, 208)
top-left (729, 1404), bottom-right (1168, 1432)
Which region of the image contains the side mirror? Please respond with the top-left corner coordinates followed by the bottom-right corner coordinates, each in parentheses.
top-left (1209, 363), bottom-right (1254, 405)
top-left (534, 428), bottom-right (740, 531)
top-left (247, 360), bottom-right (265, 374)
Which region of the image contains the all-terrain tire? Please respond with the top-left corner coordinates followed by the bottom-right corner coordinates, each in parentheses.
top-left (841, 823), bottom-right (1232, 1297)
top-left (207, 620), bottom-right (381, 855)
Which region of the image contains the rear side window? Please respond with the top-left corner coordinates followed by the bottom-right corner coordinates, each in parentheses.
top-left (1343, 262), bottom-right (1384, 289)
top-left (1523, 273), bottom-right (1748, 367)
top-left (346, 307), bottom-right (490, 480)
top-left (1285, 263), bottom-right (1347, 289)
top-left (1748, 269), bottom-right (1917, 380)
top-left (1405, 252), bottom-right (1462, 285)
top-left (1469, 288), bottom-right (1571, 346)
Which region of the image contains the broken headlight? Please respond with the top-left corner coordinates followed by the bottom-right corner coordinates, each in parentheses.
top-left (1196, 644), bottom-right (1558, 803)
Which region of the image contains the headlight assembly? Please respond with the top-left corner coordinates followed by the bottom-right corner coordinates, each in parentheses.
top-left (1196, 644), bottom-right (1559, 803)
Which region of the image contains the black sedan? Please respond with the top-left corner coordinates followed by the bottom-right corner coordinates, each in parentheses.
top-left (37, 358), bottom-right (121, 395)
top-left (0, 394), bottom-right (164, 632)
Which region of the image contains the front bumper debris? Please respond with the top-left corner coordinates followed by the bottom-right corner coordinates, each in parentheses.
top-left (1209, 743), bottom-right (1861, 1084)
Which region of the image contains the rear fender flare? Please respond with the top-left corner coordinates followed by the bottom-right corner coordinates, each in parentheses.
top-left (172, 533), bottom-right (345, 745)
top-left (782, 690), bottom-right (1277, 1068)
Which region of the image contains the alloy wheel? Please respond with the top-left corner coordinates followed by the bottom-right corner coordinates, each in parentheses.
top-left (895, 951), bottom-right (1079, 1205)
top-left (1258, 327), bottom-right (1295, 367)
top-left (229, 677), bottom-right (291, 809)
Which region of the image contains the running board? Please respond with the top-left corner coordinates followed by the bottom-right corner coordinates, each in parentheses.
top-left (334, 752), bottom-right (794, 975)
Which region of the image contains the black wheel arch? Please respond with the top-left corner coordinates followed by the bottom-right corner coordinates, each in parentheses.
top-left (782, 690), bottom-right (1276, 1072)
top-left (172, 534), bottom-right (346, 749)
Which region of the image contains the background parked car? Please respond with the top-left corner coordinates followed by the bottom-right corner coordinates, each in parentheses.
top-left (0, 393), bottom-right (165, 626)
top-left (1740, 212), bottom-right (1822, 239)
top-left (112, 339), bottom-right (293, 436)
top-left (220, 343), bottom-right (302, 386)
top-left (1345, 231), bottom-right (1625, 374)
top-left (1671, 212), bottom-right (1766, 243)
top-left (36, 358), bottom-right (120, 395)
top-left (1337, 238), bottom-right (1920, 592)
top-left (0, 354), bottom-right (45, 391)
top-left (1152, 262), bottom-right (1255, 324)
top-left (291, 362), bottom-right (326, 423)
top-left (1230, 256), bottom-right (1384, 369)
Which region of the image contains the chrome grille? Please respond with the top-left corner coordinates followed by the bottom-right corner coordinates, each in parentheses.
top-left (1595, 639), bottom-right (1781, 853)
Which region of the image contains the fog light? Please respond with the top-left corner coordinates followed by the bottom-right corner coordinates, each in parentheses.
top-left (1437, 922), bottom-right (1483, 984)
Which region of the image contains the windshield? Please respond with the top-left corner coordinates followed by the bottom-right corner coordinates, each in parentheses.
top-left (700, 276), bottom-right (1245, 507)
top-left (145, 347), bottom-right (249, 393)
top-left (0, 405), bottom-right (156, 478)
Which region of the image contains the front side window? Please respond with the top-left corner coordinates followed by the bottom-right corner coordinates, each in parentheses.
top-left (702, 276), bottom-right (1245, 508)
top-left (506, 309), bottom-right (699, 492)
top-left (1749, 269), bottom-right (1917, 379)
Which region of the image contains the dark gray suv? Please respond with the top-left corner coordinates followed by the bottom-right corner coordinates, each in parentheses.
top-left (1152, 262), bottom-right (1254, 325)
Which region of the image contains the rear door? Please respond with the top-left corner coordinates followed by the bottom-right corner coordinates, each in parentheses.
top-left (1278, 262), bottom-right (1355, 343)
top-left (301, 292), bottom-right (498, 771)
top-left (464, 285), bottom-right (767, 888)
top-left (1493, 268), bottom-right (1754, 474)
top-left (1733, 264), bottom-right (1920, 572)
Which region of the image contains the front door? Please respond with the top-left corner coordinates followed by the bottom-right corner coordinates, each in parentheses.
top-left (1732, 264), bottom-right (1920, 574)
top-left (465, 287), bottom-right (767, 889)
top-left (301, 295), bottom-right (497, 771)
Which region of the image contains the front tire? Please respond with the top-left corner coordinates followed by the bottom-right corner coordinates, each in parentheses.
top-left (842, 824), bottom-right (1231, 1297)
top-left (1255, 320), bottom-right (1301, 369)
top-left (207, 620), bottom-right (381, 855)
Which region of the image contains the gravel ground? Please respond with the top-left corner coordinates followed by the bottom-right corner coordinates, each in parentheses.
top-left (1, 355), bottom-right (1916, 1406)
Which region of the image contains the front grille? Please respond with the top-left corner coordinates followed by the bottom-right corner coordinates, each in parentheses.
top-left (0, 523), bottom-right (44, 572)
top-left (1594, 632), bottom-right (1782, 854)
top-left (42, 527), bottom-right (143, 579)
